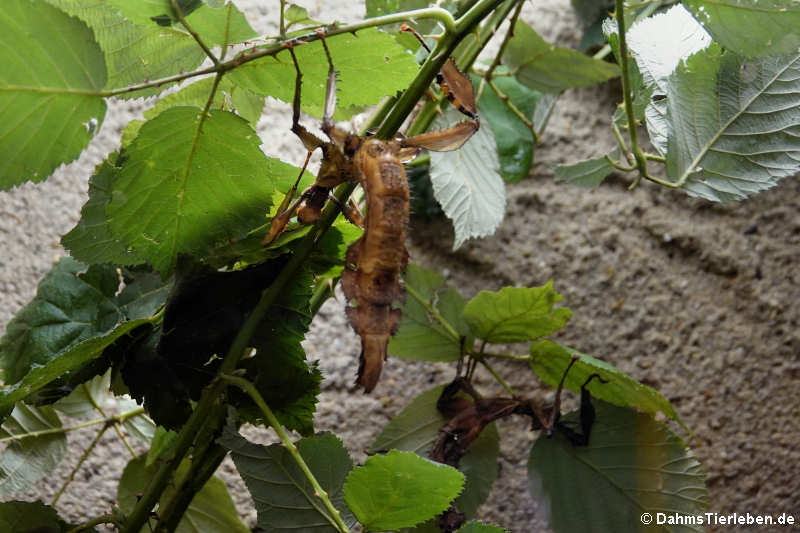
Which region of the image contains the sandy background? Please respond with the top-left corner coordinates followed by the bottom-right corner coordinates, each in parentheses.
top-left (2, 1), bottom-right (799, 532)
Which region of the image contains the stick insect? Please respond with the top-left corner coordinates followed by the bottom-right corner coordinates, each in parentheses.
top-left (263, 29), bottom-right (479, 392)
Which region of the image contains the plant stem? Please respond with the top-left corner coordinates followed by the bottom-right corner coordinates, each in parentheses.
top-left (171, 0), bottom-right (220, 66)
top-left (0, 407), bottom-right (145, 443)
top-left (482, 351), bottom-right (530, 361)
top-left (614, 0), bottom-right (649, 188)
top-left (222, 375), bottom-right (351, 533)
top-left (483, 0), bottom-right (523, 81)
top-left (404, 0), bottom-right (519, 138)
top-left (154, 443), bottom-right (229, 533)
top-left (404, 284), bottom-right (461, 342)
top-left (65, 514), bottom-right (118, 533)
top-left (52, 424), bottom-right (109, 505)
top-left (478, 358), bottom-right (516, 396)
top-left (279, 0), bottom-right (287, 38)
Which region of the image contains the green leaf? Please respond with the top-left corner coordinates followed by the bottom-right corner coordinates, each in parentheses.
top-left (370, 386), bottom-right (499, 521)
top-left (146, 426), bottom-right (178, 466)
top-left (61, 155), bottom-right (145, 266)
top-left (0, 0), bottom-right (106, 189)
top-left (475, 73), bottom-right (541, 183)
top-left (52, 371), bottom-right (155, 443)
top-left (284, 4), bottom-right (319, 29)
top-left (229, 28), bottom-right (419, 119)
top-left (684, 0), bottom-right (800, 58)
top-left (219, 423), bottom-right (356, 533)
top-left (107, 107), bottom-right (279, 274)
top-left (0, 258), bottom-right (122, 385)
top-left (106, 0), bottom-right (256, 45)
top-left (52, 371), bottom-right (112, 419)
top-left (664, 45), bottom-right (800, 202)
top-left (504, 19), bottom-right (618, 93)
top-left (45, 0), bottom-right (206, 98)
top-left (457, 523), bottom-right (509, 533)
top-left (462, 282), bottom-right (572, 344)
top-left (0, 404), bottom-right (67, 497)
top-left (0, 318), bottom-right (151, 412)
top-left (429, 108), bottom-right (505, 250)
top-left (389, 264), bottom-right (468, 362)
top-left (529, 340), bottom-right (682, 426)
top-left (529, 402), bottom-right (708, 533)
top-left (344, 450), bottom-right (465, 531)
top-left (122, 77), bottom-right (265, 143)
top-left (554, 147), bottom-right (619, 187)
top-left (118, 455), bottom-right (249, 533)
top-left (116, 267), bottom-right (171, 320)
top-left (0, 500), bottom-right (85, 533)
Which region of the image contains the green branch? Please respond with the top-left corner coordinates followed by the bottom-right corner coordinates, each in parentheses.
top-left (171, 0), bottom-right (219, 66)
top-left (222, 375), bottom-right (351, 533)
top-left (0, 407), bottom-right (145, 443)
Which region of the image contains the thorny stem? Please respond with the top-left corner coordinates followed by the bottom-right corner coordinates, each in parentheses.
top-left (52, 424), bottom-right (109, 505)
top-left (222, 375), bottom-right (351, 533)
top-left (404, 0), bottom-right (519, 138)
top-left (488, 78), bottom-right (539, 143)
top-left (80, 381), bottom-right (137, 457)
top-left (171, 0), bottom-right (220, 66)
top-left (405, 284), bottom-right (462, 342)
top-left (478, 358), bottom-right (516, 396)
top-left (0, 407), bottom-right (145, 443)
top-left (483, 0), bottom-right (524, 81)
top-left (613, 0), bottom-right (678, 189)
top-left (279, 0), bottom-right (287, 38)
top-left (614, 0), bottom-right (649, 188)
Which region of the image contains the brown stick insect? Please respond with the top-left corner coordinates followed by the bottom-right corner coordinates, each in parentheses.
top-left (262, 29), bottom-right (480, 392)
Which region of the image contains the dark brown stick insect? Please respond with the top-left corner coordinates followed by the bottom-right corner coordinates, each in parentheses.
top-left (429, 355), bottom-right (608, 531)
top-left (263, 29), bottom-right (479, 392)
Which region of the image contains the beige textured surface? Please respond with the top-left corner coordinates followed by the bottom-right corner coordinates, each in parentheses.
top-left (2, 1), bottom-right (799, 532)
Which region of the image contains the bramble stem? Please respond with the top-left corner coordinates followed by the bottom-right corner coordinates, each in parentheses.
top-left (65, 514), bottom-right (118, 533)
top-left (52, 424), bottom-right (108, 505)
top-left (222, 375), bottom-right (351, 533)
top-left (171, 0), bottom-right (219, 66)
top-left (0, 407), bottom-right (145, 443)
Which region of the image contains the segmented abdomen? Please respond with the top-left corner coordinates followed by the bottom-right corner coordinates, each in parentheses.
top-left (341, 141), bottom-right (409, 392)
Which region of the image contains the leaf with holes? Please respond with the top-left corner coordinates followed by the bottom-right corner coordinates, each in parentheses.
top-left (529, 402), bottom-right (708, 533)
top-left (429, 108), bottom-right (505, 250)
top-left (0, 0), bottom-right (106, 189)
top-left (107, 107), bottom-right (281, 274)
